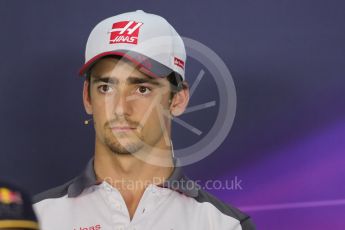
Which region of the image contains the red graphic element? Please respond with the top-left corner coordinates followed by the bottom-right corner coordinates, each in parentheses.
top-left (174, 57), bottom-right (185, 69)
top-left (73, 224), bottom-right (101, 230)
top-left (0, 187), bottom-right (23, 205)
top-left (109, 21), bottom-right (143, 44)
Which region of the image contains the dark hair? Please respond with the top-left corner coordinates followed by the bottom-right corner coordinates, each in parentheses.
top-left (166, 71), bottom-right (185, 99)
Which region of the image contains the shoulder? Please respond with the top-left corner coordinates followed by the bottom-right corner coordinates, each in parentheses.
top-left (193, 189), bottom-right (256, 230)
top-left (32, 178), bottom-right (76, 204)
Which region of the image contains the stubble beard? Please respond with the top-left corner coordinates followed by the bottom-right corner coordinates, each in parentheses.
top-left (103, 123), bottom-right (165, 156)
top-left (104, 130), bottom-right (145, 155)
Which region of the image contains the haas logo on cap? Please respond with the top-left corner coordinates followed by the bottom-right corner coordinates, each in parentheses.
top-left (109, 21), bottom-right (143, 45)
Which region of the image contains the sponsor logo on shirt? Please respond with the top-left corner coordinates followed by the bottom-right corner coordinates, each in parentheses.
top-left (73, 224), bottom-right (101, 230)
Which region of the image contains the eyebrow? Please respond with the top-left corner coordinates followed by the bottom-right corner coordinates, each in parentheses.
top-left (92, 76), bottom-right (118, 84)
top-left (127, 77), bottom-right (162, 86)
top-left (92, 76), bottom-right (162, 86)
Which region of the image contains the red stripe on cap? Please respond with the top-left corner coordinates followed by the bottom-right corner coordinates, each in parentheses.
top-left (78, 51), bottom-right (159, 78)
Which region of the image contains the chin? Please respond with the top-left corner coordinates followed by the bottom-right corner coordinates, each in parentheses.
top-left (105, 137), bottom-right (144, 155)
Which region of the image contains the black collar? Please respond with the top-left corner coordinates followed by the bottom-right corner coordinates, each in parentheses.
top-left (67, 158), bottom-right (199, 198)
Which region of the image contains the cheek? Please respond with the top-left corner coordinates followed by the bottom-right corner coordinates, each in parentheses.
top-left (138, 102), bottom-right (169, 129)
top-left (91, 97), bottom-right (114, 123)
top-left (132, 98), bottom-right (159, 116)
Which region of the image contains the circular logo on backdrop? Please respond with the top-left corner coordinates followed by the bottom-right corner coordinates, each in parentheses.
top-left (98, 37), bottom-right (236, 167)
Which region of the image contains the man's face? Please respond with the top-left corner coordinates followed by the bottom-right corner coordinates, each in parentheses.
top-left (84, 57), bottom-right (174, 155)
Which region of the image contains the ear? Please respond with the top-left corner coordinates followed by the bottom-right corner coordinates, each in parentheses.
top-left (170, 82), bottom-right (190, 117)
top-left (83, 80), bottom-right (93, 115)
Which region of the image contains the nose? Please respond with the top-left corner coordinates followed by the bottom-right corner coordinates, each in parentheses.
top-left (113, 90), bottom-right (133, 117)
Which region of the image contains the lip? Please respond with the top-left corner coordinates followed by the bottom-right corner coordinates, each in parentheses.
top-left (111, 126), bottom-right (136, 131)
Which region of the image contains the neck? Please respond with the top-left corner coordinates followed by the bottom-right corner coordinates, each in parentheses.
top-left (93, 137), bottom-right (175, 191)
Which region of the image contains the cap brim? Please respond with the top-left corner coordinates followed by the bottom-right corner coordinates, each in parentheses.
top-left (79, 50), bottom-right (174, 78)
top-left (0, 220), bottom-right (39, 229)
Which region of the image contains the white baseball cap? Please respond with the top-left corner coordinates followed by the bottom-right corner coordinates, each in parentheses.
top-left (79, 10), bottom-right (186, 80)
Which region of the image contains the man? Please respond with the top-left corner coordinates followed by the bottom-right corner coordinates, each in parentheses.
top-left (33, 10), bottom-right (255, 230)
top-left (0, 181), bottom-right (39, 229)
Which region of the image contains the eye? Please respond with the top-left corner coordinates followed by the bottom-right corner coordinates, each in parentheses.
top-left (135, 86), bottom-right (151, 95)
top-left (97, 84), bottom-right (113, 94)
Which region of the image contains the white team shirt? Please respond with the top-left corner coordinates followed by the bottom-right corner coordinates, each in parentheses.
top-left (33, 159), bottom-right (255, 230)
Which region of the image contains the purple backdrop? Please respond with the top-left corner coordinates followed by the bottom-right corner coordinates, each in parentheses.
top-left (1, 0), bottom-right (344, 229)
